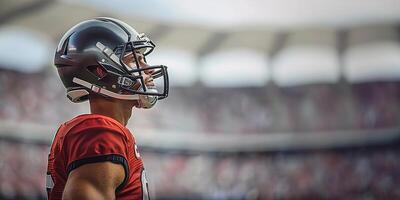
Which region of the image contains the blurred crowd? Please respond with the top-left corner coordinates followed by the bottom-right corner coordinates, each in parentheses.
top-left (0, 139), bottom-right (399, 200)
top-left (0, 69), bottom-right (399, 199)
top-left (0, 70), bottom-right (87, 125)
top-left (0, 69), bottom-right (399, 134)
top-left (145, 146), bottom-right (400, 200)
top-left (162, 83), bottom-right (400, 134)
top-left (0, 140), bottom-right (48, 200)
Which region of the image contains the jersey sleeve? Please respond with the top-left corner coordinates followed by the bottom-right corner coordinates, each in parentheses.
top-left (63, 118), bottom-right (129, 190)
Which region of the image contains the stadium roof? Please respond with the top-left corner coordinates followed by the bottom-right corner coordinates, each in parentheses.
top-left (1, 0), bottom-right (400, 84)
top-left (74, 0), bottom-right (400, 30)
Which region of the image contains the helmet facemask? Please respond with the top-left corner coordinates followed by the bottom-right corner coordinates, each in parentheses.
top-left (116, 37), bottom-right (169, 100)
top-left (87, 34), bottom-right (169, 108)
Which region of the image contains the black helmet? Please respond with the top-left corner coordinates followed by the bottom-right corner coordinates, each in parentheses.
top-left (54, 17), bottom-right (169, 108)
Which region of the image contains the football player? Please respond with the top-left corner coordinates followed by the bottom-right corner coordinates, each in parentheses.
top-left (46, 17), bottom-right (169, 200)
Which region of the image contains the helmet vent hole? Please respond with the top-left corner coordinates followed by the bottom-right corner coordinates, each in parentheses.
top-left (87, 65), bottom-right (107, 79)
top-left (61, 35), bottom-right (71, 55)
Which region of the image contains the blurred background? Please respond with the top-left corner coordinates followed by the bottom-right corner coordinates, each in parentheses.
top-left (0, 0), bottom-right (400, 199)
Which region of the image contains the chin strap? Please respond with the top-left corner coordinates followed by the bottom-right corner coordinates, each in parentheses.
top-left (71, 77), bottom-right (158, 109)
top-left (72, 77), bottom-right (141, 100)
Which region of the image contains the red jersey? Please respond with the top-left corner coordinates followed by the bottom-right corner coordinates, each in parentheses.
top-left (46, 114), bottom-right (150, 200)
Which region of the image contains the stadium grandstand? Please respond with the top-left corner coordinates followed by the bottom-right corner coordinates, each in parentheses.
top-left (0, 0), bottom-right (400, 199)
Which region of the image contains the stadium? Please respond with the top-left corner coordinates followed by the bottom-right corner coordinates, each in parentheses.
top-left (0, 0), bottom-right (400, 199)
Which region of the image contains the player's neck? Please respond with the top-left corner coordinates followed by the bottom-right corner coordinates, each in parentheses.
top-left (89, 98), bottom-right (133, 126)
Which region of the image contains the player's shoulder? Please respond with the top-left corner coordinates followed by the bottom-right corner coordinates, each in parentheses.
top-left (61, 114), bottom-right (130, 138)
top-left (71, 114), bottom-right (124, 128)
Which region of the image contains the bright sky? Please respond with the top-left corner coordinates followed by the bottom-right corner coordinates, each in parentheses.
top-left (0, 27), bottom-right (52, 73)
top-left (75, 0), bottom-right (400, 29)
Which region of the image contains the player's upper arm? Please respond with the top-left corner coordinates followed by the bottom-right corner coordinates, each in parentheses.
top-left (62, 118), bottom-right (130, 199)
top-left (62, 161), bottom-right (125, 200)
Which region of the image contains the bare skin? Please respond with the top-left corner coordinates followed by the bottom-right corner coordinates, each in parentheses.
top-left (63, 162), bottom-right (125, 200)
top-left (62, 52), bottom-right (154, 200)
